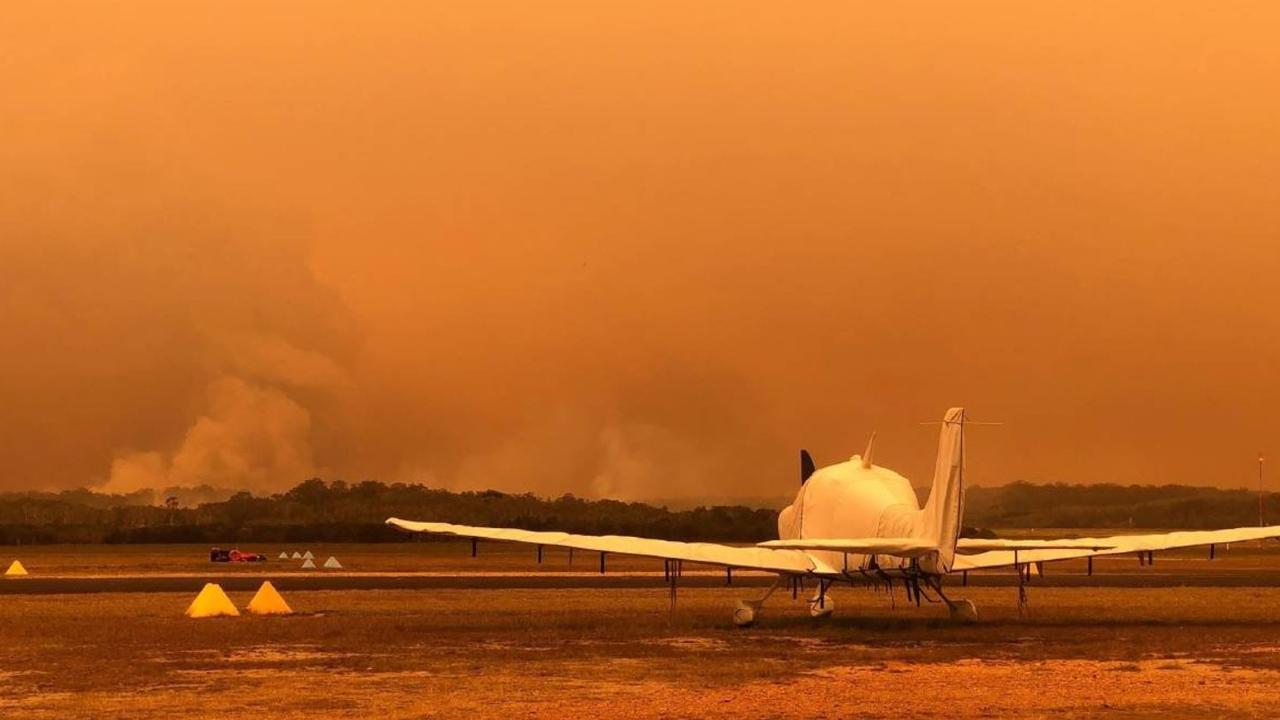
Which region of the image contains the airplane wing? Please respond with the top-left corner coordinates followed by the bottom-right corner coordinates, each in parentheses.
top-left (386, 518), bottom-right (819, 574)
top-left (952, 525), bottom-right (1280, 571)
top-left (955, 539), bottom-right (1117, 552)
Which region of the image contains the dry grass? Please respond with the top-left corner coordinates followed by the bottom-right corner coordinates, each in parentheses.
top-left (5, 543), bottom-right (1280, 718)
top-left (4, 584), bottom-right (1280, 718)
top-left (7, 538), bottom-right (1277, 578)
top-left (1, 541), bottom-right (725, 576)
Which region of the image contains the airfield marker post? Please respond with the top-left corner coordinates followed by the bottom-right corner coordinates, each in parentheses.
top-left (1260, 452), bottom-right (1266, 527)
top-left (599, 552), bottom-right (606, 574)
top-left (537, 545), bottom-right (543, 564)
top-left (1014, 549), bottom-right (1028, 615)
top-left (1087, 556), bottom-right (1093, 575)
top-left (668, 561), bottom-right (679, 613)
top-left (471, 539), bottom-right (477, 558)
top-left (726, 567), bottom-right (732, 585)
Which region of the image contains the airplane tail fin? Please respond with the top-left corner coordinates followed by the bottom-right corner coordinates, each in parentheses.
top-left (920, 407), bottom-right (966, 573)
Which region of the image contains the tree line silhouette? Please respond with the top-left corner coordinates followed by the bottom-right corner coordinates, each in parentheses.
top-left (0, 478), bottom-right (1276, 545)
top-left (0, 479), bottom-right (779, 544)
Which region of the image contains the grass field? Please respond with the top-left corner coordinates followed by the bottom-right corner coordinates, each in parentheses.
top-left (5, 542), bottom-right (1280, 718)
top-left (6, 536), bottom-right (1276, 578)
top-left (1, 541), bottom-right (725, 576)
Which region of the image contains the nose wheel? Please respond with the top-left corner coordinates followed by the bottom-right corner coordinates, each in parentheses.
top-left (808, 579), bottom-right (834, 618)
top-left (808, 595), bottom-right (835, 618)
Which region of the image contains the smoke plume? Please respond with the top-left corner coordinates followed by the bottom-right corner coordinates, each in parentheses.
top-left (4, 3), bottom-right (1280, 500)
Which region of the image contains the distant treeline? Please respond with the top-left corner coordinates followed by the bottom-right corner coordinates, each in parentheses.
top-left (965, 481), bottom-right (1279, 529)
top-left (0, 479), bottom-right (780, 545)
top-left (1, 479), bottom-right (1276, 545)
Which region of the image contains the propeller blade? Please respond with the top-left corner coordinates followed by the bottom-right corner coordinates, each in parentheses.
top-left (800, 449), bottom-right (816, 485)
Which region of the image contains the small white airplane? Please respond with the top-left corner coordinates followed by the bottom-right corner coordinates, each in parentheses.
top-left (388, 408), bottom-right (1280, 625)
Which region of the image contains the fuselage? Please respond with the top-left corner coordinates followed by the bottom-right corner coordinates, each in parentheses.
top-left (777, 454), bottom-right (933, 576)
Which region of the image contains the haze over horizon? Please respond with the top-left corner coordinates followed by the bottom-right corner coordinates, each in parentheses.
top-left (4, 3), bottom-right (1280, 500)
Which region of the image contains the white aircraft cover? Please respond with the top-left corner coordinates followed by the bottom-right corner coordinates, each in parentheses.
top-left (953, 525), bottom-right (1280, 571)
top-left (386, 518), bottom-right (824, 574)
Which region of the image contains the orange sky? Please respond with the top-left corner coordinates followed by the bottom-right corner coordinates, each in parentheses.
top-left (3, 2), bottom-right (1280, 498)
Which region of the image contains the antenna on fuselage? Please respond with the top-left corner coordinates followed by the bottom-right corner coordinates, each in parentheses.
top-left (800, 449), bottom-right (816, 485)
top-left (860, 432), bottom-right (877, 469)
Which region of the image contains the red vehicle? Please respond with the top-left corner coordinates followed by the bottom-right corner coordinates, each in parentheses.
top-left (209, 547), bottom-right (267, 563)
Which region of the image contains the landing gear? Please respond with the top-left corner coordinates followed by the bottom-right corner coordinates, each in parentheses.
top-left (947, 598), bottom-right (978, 623)
top-left (924, 576), bottom-right (978, 623)
top-left (733, 578), bottom-right (781, 627)
top-left (808, 579), bottom-right (834, 618)
top-left (733, 600), bottom-right (761, 627)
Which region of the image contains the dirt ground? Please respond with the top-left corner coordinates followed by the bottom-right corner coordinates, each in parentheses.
top-left (4, 543), bottom-right (1280, 719)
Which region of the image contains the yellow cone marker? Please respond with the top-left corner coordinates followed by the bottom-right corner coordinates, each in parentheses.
top-left (246, 581), bottom-right (293, 615)
top-left (185, 583), bottom-right (240, 618)
top-left (4, 560), bottom-right (28, 577)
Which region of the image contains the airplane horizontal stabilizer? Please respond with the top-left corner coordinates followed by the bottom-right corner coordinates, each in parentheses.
top-left (755, 537), bottom-right (939, 556)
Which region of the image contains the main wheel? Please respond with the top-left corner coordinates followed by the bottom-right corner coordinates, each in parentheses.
top-left (733, 600), bottom-right (759, 627)
top-left (948, 598), bottom-right (978, 623)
